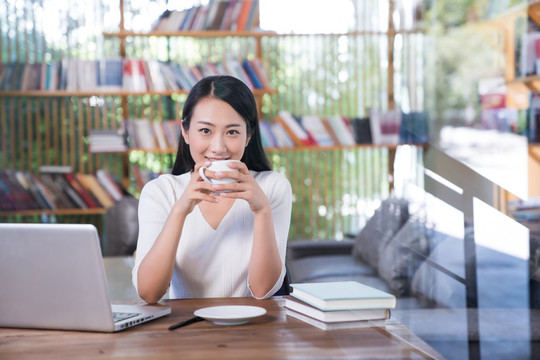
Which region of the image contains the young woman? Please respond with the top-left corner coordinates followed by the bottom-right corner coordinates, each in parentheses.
top-left (132, 75), bottom-right (292, 304)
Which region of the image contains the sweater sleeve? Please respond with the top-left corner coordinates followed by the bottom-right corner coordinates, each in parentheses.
top-left (131, 175), bottom-right (179, 293)
top-left (250, 171), bottom-right (293, 299)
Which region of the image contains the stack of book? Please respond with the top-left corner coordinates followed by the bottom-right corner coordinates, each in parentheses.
top-left (0, 167), bottom-right (124, 212)
top-left (88, 129), bottom-right (128, 153)
top-left (285, 281), bottom-right (396, 330)
top-left (151, 0), bottom-right (260, 32)
top-left (0, 57), bottom-right (273, 92)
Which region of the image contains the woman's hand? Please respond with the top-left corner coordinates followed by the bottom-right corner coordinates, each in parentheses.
top-left (173, 160), bottom-right (220, 215)
top-left (210, 161), bottom-right (270, 213)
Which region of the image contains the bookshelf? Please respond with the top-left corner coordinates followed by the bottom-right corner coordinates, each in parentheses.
top-left (509, 2), bottom-right (540, 197)
top-left (0, 0), bottom-right (425, 240)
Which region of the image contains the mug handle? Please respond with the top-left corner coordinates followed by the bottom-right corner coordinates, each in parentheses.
top-left (198, 166), bottom-right (212, 183)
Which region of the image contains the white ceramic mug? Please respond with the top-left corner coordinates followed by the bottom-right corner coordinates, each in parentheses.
top-left (198, 160), bottom-right (240, 185)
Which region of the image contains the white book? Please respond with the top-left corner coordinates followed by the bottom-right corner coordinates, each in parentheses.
top-left (152, 121), bottom-right (169, 150)
top-left (270, 122), bottom-right (295, 147)
top-left (301, 115), bottom-right (334, 147)
top-left (146, 60), bottom-right (166, 92)
top-left (132, 119), bottom-right (157, 150)
top-left (65, 59), bottom-right (79, 91)
top-left (328, 116), bottom-right (355, 146)
top-left (286, 308), bottom-right (387, 331)
top-left (96, 169), bottom-right (123, 202)
top-left (223, 58), bottom-right (254, 89)
top-left (284, 296), bottom-right (391, 323)
top-left (277, 110), bottom-right (311, 145)
top-left (122, 59), bottom-right (147, 92)
top-left (290, 281), bottom-right (396, 311)
top-left (158, 62), bottom-right (180, 91)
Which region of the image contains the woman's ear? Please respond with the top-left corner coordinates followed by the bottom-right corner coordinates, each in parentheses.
top-left (245, 135), bottom-right (251, 147)
top-left (181, 124), bottom-right (189, 145)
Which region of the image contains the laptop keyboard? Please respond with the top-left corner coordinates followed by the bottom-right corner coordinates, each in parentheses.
top-left (113, 312), bottom-right (140, 323)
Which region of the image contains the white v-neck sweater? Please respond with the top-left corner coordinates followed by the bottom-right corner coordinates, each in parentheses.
top-left (132, 170), bottom-right (292, 300)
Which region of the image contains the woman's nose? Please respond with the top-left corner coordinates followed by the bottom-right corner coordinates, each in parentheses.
top-left (210, 135), bottom-right (226, 152)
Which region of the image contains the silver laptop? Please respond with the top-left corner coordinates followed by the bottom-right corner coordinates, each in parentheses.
top-left (0, 223), bottom-right (171, 332)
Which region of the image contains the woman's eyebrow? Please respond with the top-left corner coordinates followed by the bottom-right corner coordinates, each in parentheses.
top-left (195, 120), bottom-right (243, 127)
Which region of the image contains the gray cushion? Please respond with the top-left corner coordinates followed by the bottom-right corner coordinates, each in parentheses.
top-left (104, 196), bottom-right (139, 256)
top-left (287, 254), bottom-right (376, 283)
top-left (352, 197), bottom-right (410, 270)
top-left (377, 219), bottom-right (430, 296)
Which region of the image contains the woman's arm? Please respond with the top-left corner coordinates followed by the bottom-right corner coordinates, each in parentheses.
top-left (136, 203), bottom-right (188, 304)
top-left (135, 162), bottom-right (217, 304)
top-left (248, 206), bottom-right (284, 298)
top-left (215, 168), bottom-right (292, 298)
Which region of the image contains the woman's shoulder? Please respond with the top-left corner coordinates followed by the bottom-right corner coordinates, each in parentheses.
top-left (253, 170), bottom-right (291, 193)
top-left (140, 172), bottom-right (190, 195)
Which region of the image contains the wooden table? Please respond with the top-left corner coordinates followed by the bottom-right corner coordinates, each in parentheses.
top-left (0, 297), bottom-right (444, 359)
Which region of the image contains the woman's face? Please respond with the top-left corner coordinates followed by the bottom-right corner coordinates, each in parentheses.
top-left (182, 97), bottom-right (251, 165)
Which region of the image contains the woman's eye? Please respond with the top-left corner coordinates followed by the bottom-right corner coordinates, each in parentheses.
top-left (227, 130), bottom-right (240, 135)
top-left (199, 128), bottom-right (211, 134)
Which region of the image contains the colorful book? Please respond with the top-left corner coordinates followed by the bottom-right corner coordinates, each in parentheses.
top-left (284, 296), bottom-right (390, 323)
top-left (274, 111), bottom-right (313, 146)
top-left (290, 281), bottom-right (396, 310)
top-left (64, 173), bottom-right (99, 208)
top-left (76, 173), bottom-right (115, 209)
top-left (96, 169), bottom-right (124, 202)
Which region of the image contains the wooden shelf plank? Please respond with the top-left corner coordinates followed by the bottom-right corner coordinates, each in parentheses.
top-left (0, 208), bottom-right (107, 217)
top-left (509, 74), bottom-right (540, 91)
top-left (0, 89), bottom-right (277, 98)
top-left (529, 1), bottom-right (540, 26)
top-left (102, 29), bottom-right (423, 38)
top-left (125, 143), bottom-right (428, 155)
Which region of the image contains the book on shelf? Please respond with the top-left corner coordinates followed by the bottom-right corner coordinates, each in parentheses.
top-left (320, 117), bottom-right (342, 145)
top-left (152, 121), bottom-right (171, 150)
top-left (274, 111), bottom-right (314, 146)
top-left (88, 129), bottom-right (128, 153)
top-left (290, 281), bottom-right (396, 311)
top-left (96, 169), bottom-right (124, 202)
top-left (328, 116), bottom-right (356, 146)
top-left (249, 57), bottom-right (271, 89)
top-left (223, 58), bottom-right (254, 89)
top-left (219, 0), bottom-right (237, 31)
top-left (300, 115), bottom-right (335, 147)
top-left (0, 58), bottom-right (274, 93)
top-left (39, 173), bottom-right (77, 209)
top-left (259, 119), bottom-right (279, 148)
top-left (51, 173), bottom-right (88, 209)
top-left (235, 0), bottom-right (258, 31)
top-left (97, 59), bottom-right (123, 91)
top-left (242, 58), bottom-right (263, 89)
top-left (284, 296), bottom-right (391, 323)
top-left (399, 111), bottom-right (428, 143)
top-left (123, 59), bottom-right (147, 92)
top-left (125, 118), bottom-right (158, 150)
top-left (0, 169), bottom-right (124, 212)
top-left (369, 109), bottom-right (401, 145)
top-left (349, 117), bottom-right (372, 144)
top-left (270, 121), bottom-right (295, 148)
top-left (38, 165), bottom-right (73, 174)
top-left (285, 308), bottom-right (387, 331)
top-left (0, 170), bottom-right (40, 210)
top-left (64, 173), bottom-right (100, 208)
top-left (163, 120), bottom-right (182, 149)
top-left (22, 173), bottom-right (55, 210)
top-left (150, 0), bottom-right (259, 32)
top-left (75, 173), bottom-right (115, 209)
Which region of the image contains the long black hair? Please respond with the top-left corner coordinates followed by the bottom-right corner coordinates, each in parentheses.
top-left (171, 75), bottom-right (272, 175)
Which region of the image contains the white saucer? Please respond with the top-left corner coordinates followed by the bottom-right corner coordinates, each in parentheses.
top-left (194, 305), bottom-right (267, 325)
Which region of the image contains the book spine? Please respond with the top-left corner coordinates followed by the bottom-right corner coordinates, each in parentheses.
top-left (64, 173), bottom-right (98, 208)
